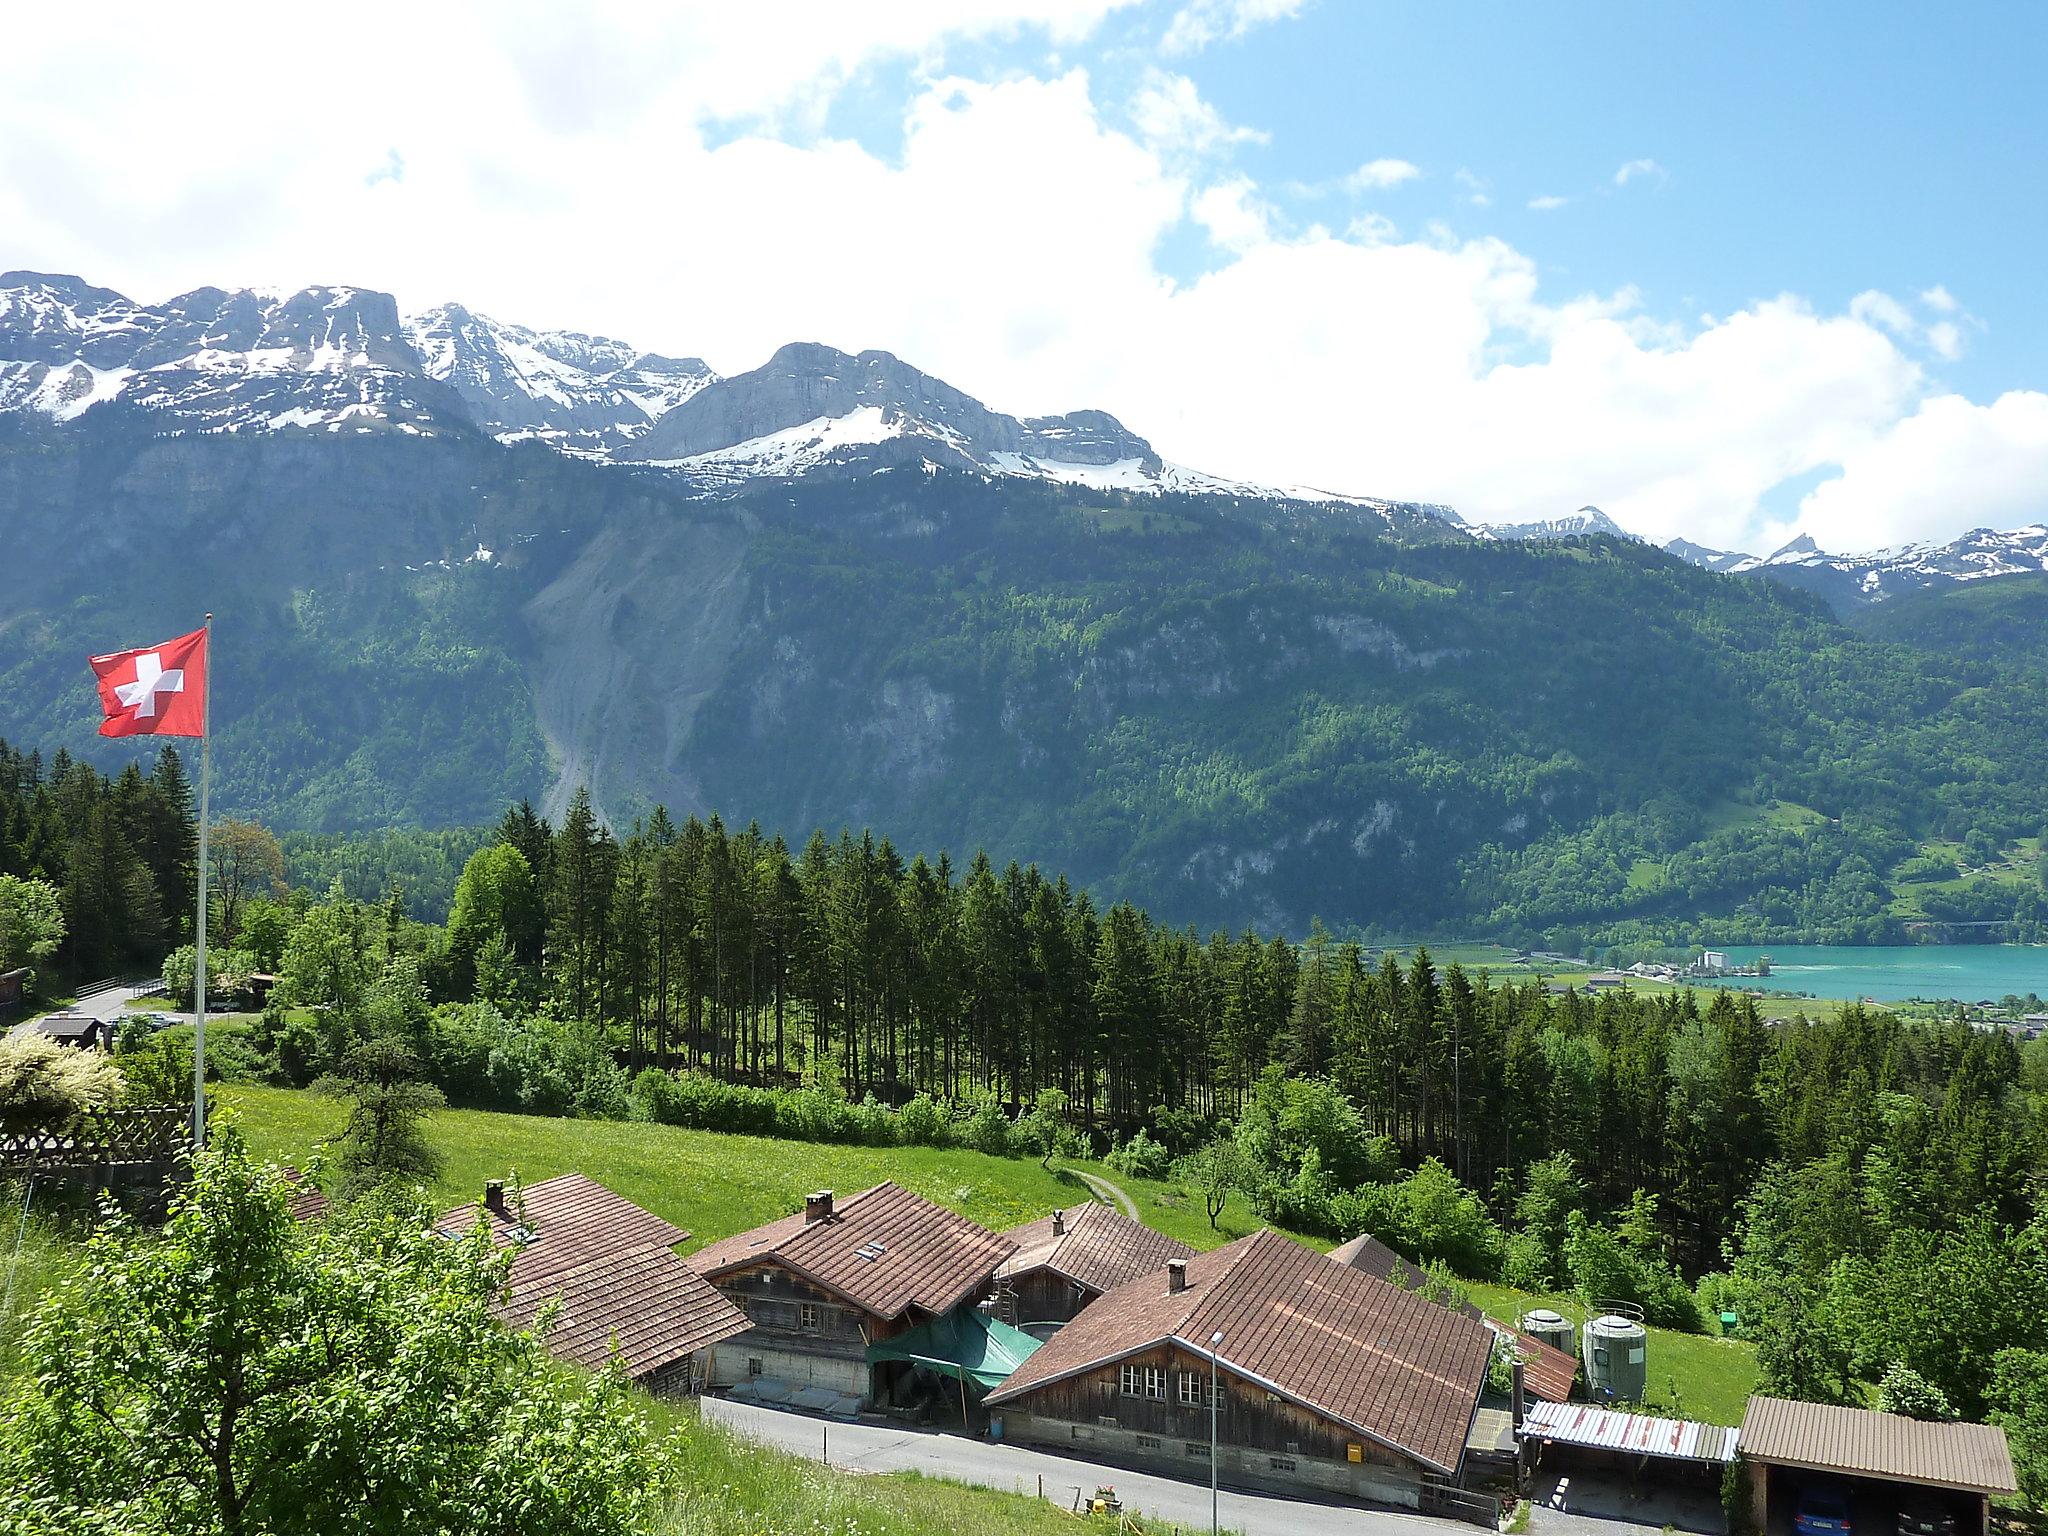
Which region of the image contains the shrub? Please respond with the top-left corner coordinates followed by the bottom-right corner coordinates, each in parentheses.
top-left (897, 1093), bottom-right (950, 1147)
top-left (0, 1033), bottom-right (121, 1131)
top-left (962, 1094), bottom-right (1015, 1157)
top-left (1106, 1128), bottom-right (1172, 1181)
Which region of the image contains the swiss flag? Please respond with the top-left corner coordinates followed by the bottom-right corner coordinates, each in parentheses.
top-left (89, 627), bottom-right (208, 738)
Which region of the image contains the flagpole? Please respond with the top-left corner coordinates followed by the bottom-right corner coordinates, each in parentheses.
top-left (193, 613), bottom-right (213, 1151)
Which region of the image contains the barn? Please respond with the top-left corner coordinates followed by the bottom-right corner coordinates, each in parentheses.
top-left (437, 1173), bottom-right (751, 1394)
top-left (985, 1228), bottom-right (1496, 1513)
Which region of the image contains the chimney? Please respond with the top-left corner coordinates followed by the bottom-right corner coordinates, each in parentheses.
top-left (1166, 1258), bottom-right (1188, 1293)
top-left (483, 1180), bottom-right (507, 1218)
top-left (805, 1190), bottom-right (835, 1224)
top-left (1511, 1359), bottom-right (1526, 1429)
top-left (1052, 1208), bottom-right (1066, 1237)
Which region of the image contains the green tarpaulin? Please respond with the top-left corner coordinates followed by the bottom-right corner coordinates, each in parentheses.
top-left (866, 1308), bottom-right (1042, 1392)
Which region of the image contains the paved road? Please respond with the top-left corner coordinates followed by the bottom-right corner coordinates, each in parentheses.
top-left (6, 979), bottom-right (164, 1039)
top-left (702, 1397), bottom-right (1466, 1536)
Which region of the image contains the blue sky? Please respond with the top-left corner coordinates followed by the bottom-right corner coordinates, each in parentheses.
top-left (5, 0), bottom-right (2045, 553)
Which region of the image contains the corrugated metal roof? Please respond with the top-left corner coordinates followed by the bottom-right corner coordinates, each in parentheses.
top-left (1739, 1396), bottom-right (2017, 1495)
top-left (1000, 1203), bottom-right (1195, 1297)
top-left (1522, 1399), bottom-right (1739, 1464)
top-left (987, 1228), bottom-right (1494, 1476)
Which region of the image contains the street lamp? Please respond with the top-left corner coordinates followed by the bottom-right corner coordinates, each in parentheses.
top-left (1209, 1329), bottom-right (1224, 1536)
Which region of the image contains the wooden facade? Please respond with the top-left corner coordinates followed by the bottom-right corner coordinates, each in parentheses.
top-left (1000, 1267), bottom-right (1093, 1327)
top-left (711, 1259), bottom-right (888, 1396)
top-left (994, 1340), bottom-right (1445, 1509)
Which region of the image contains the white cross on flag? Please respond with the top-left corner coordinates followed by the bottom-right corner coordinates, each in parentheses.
top-left (89, 627), bottom-right (208, 738)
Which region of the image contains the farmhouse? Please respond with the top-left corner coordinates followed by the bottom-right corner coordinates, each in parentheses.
top-left (688, 1182), bottom-right (1016, 1405)
top-left (436, 1173), bottom-right (750, 1394)
top-left (997, 1203), bottom-right (1195, 1329)
top-left (984, 1228), bottom-right (1495, 1511)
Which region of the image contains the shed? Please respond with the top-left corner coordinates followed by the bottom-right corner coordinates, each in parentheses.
top-left (1739, 1395), bottom-right (2016, 1536)
top-left (1000, 1203), bottom-right (1194, 1328)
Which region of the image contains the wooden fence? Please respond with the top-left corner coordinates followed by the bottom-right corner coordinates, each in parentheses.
top-left (0, 1107), bottom-right (193, 1178)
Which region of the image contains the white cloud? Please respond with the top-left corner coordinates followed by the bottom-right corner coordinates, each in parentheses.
top-left (0, 11), bottom-right (2028, 555)
top-left (1161, 0), bottom-right (1304, 53)
top-left (1192, 177), bottom-right (1271, 251)
top-left (1527, 194), bottom-right (1569, 212)
top-left (1614, 157), bottom-right (1667, 187)
top-left (1795, 392), bottom-right (2048, 551)
top-left (1347, 158), bottom-right (1422, 191)
top-left (1849, 288), bottom-right (1971, 364)
top-left (1453, 168), bottom-right (1491, 208)
top-left (1921, 284), bottom-right (1960, 314)
top-left (1129, 70), bottom-right (1267, 158)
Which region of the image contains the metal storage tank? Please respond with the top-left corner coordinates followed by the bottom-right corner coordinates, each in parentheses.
top-left (1518, 1308), bottom-right (1576, 1358)
top-left (1582, 1314), bottom-right (1648, 1402)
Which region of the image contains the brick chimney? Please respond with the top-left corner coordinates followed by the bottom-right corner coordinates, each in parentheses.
top-left (483, 1179), bottom-right (507, 1218)
top-left (1052, 1208), bottom-right (1066, 1237)
top-left (1166, 1258), bottom-right (1188, 1293)
top-left (805, 1190), bottom-right (834, 1224)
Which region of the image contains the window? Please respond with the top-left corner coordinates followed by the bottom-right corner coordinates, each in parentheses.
top-left (747, 1357), bottom-right (763, 1377)
top-left (1270, 1456), bottom-right (1297, 1473)
top-left (799, 1303), bottom-right (821, 1332)
top-left (1136, 1435), bottom-right (1161, 1451)
top-left (1178, 1371), bottom-right (1215, 1407)
top-left (1120, 1364), bottom-right (1167, 1400)
top-left (1186, 1441), bottom-right (1211, 1458)
top-left (1071, 1425), bottom-right (1093, 1441)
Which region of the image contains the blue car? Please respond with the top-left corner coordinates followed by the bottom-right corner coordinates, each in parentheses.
top-left (1796, 1486), bottom-right (1853, 1536)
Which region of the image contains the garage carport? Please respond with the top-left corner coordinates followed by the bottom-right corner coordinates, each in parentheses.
top-left (1739, 1395), bottom-right (2017, 1536)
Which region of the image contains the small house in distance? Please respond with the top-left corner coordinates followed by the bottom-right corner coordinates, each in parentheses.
top-left (436, 1173), bottom-right (750, 1395)
top-left (688, 1182), bottom-right (1016, 1407)
top-left (16, 1012), bottom-right (114, 1050)
top-left (985, 1228), bottom-right (1496, 1511)
top-left (997, 1203), bottom-right (1195, 1330)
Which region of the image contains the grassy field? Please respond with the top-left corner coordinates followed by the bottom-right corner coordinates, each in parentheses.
top-left (218, 1085), bottom-right (1758, 1422)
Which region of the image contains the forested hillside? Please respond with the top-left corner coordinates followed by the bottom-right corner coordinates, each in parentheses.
top-left (4, 409), bottom-right (2047, 942)
top-left (16, 764), bottom-right (2045, 1432)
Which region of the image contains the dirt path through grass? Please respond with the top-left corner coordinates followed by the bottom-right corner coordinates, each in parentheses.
top-left (1072, 1169), bottom-right (1137, 1219)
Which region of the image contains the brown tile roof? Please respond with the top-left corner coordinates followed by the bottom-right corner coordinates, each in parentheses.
top-left (434, 1173), bottom-right (746, 1383)
top-left (987, 1228), bottom-right (1494, 1475)
top-left (1328, 1232), bottom-right (1484, 1321)
top-left (496, 1242), bottom-right (751, 1379)
top-left (1739, 1396), bottom-right (2017, 1495)
top-left (688, 1182), bottom-right (1015, 1321)
top-left (439, 1172), bottom-right (690, 1252)
top-left (1507, 1328), bottom-right (1578, 1403)
top-left (1000, 1203), bottom-right (1196, 1297)
top-left (279, 1166), bottom-right (330, 1224)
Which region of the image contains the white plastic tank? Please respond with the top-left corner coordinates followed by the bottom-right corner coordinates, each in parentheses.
top-left (1518, 1307), bottom-right (1576, 1358)
top-left (1582, 1313), bottom-right (1648, 1402)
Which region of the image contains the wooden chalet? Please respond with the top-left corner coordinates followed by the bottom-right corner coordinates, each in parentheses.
top-left (688, 1182), bottom-right (1015, 1404)
top-left (436, 1173), bottom-right (750, 1394)
top-left (997, 1203), bottom-right (1196, 1329)
top-left (984, 1228), bottom-right (1495, 1511)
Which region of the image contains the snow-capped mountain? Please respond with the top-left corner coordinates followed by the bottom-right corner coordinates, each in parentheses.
top-left (1736, 525), bottom-right (2048, 607)
top-left (405, 303), bottom-right (715, 454)
top-left (1664, 536), bottom-right (1755, 573)
top-left (1486, 506), bottom-right (1637, 542)
top-left (0, 272), bottom-right (455, 435)
top-left (0, 271), bottom-right (1444, 519)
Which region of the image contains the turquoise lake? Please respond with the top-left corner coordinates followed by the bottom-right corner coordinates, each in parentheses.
top-left (1701, 944), bottom-right (2048, 1004)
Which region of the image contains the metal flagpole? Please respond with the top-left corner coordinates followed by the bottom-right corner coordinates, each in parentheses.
top-left (193, 613), bottom-right (213, 1150)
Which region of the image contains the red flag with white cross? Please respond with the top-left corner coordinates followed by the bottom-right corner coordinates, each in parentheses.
top-left (88, 627), bottom-right (209, 738)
